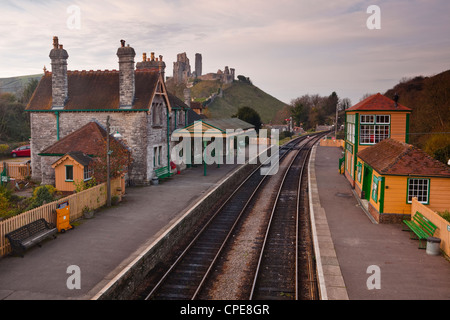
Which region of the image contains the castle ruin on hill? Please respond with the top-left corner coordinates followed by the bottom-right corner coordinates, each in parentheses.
top-left (169, 52), bottom-right (235, 85)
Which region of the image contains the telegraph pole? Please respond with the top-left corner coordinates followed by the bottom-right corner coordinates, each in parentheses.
top-left (106, 116), bottom-right (111, 207)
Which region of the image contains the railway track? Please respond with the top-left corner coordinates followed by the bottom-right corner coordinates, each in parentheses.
top-left (250, 135), bottom-right (320, 300)
top-left (142, 132), bottom-right (326, 300)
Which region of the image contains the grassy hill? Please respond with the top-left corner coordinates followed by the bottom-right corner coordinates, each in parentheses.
top-left (0, 74), bottom-right (43, 97)
top-left (167, 79), bottom-right (288, 124)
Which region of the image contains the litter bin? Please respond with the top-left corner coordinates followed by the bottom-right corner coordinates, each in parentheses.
top-left (56, 201), bottom-right (73, 233)
top-left (426, 237), bottom-right (441, 256)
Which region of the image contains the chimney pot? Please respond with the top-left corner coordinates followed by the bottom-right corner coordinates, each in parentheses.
top-left (143, 52), bottom-right (147, 62)
top-left (53, 36), bottom-right (59, 49)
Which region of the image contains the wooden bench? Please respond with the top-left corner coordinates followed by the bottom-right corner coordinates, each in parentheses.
top-left (154, 166), bottom-right (173, 180)
top-left (403, 211), bottom-right (438, 249)
top-left (5, 218), bottom-right (57, 257)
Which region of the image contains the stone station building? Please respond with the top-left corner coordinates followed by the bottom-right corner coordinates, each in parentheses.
top-left (26, 37), bottom-right (189, 186)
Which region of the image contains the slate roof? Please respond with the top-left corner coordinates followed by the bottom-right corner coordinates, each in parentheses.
top-left (66, 151), bottom-right (93, 166)
top-left (357, 139), bottom-right (450, 177)
top-left (52, 151), bottom-right (93, 168)
top-left (40, 121), bottom-right (128, 156)
top-left (26, 69), bottom-right (161, 111)
top-left (346, 93), bottom-right (412, 112)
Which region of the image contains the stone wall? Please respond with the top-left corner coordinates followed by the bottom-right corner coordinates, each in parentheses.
top-left (94, 161), bottom-right (257, 300)
top-left (30, 112), bottom-right (58, 181)
top-left (30, 111), bottom-right (151, 186)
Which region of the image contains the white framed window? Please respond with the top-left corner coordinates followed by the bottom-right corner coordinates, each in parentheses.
top-left (360, 115), bottom-right (374, 124)
top-left (359, 114), bottom-right (390, 145)
top-left (407, 178), bottom-right (430, 204)
top-left (84, 166), bottom-right (93, 181)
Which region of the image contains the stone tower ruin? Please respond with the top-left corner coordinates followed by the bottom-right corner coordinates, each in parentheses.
top-left (173, 52), bottom-right (191, 84)
top-left (195, 53), bottom-right (202, 77)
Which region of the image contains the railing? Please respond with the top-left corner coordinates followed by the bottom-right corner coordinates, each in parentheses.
top-left (0, 176), bottom-right (124, 257)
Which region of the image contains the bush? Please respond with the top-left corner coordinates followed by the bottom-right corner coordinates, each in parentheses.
top-left (438, 210), bottom-right (450, 223)
top-left (26, 185), bottom-right (58, 210)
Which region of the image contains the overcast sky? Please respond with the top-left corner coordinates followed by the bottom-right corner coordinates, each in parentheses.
top-left (0, 0), bottom-right (449, 105)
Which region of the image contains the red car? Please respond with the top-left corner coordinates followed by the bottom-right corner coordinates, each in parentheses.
top-left (11, 145), bottom-right (31, 158)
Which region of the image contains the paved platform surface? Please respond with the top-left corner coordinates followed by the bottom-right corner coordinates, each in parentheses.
top-left (312, 145), bottom-right (450, 300)
top-left (0, 163), bottom-right (240, 300)
top-left (1, 143), bottom-right (449, 301)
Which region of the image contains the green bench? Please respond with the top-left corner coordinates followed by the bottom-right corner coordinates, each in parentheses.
top-left (403, 211), bottom-right (438, 249)
top-left (154, 166), bottom-right (173, 180)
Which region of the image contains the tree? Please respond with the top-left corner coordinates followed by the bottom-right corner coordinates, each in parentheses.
top-left (339, 98), bottom-right (352, 110)
top-left (233, 106), bottom-right (262, 132)
top-left (20, 79), bottom-right (39, 103)
top-left (0, 93), bottom-right (30, 141)
top-left (290, 99), bottom-right (309, 127)
top-left (324, 91), bottom-right (339, 116)
top-left (91, 138), bottom-right (132, 184)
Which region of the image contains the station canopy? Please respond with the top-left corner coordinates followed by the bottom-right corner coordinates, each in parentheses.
top-left (174, 119), bottom-right (255, 138)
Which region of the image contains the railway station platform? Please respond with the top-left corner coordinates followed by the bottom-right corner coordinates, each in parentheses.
top-left (0, 162), bottom-right (241, 300)
top-left (310, 145), bottom-right (450, 300)
top-left (0, 141), bottom-right (448, 301)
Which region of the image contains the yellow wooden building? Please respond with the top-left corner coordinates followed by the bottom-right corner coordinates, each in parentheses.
top-left (52, 151), bottom-right (94, 192)
top-left (344, 93), bottom-right (412, 187)
top-left (354, 139), bottom-right (450, 223)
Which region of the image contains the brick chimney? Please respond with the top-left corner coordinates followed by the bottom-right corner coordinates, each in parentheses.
top-left (49, 36), bottom-right (69, 109)
top-left (116, 40), bottom-right (136, 109)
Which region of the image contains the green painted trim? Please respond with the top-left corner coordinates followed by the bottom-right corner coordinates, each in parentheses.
top-left (353, 112), bottom-right (359, 178)
top-left (65, 165), bottom-right (74, 182)
top-left (405, 113), bottom-right (410, 143)
top-left (406, 177), bottom-right (430, 205)
top-left (379, 177), bottom-right (385, 213)
top-left (362, 163), bottom-right (373, 200)
top-left (38, 153), bottom-right (65, 157)
top-left (346, 109), bottom-right (412, 113)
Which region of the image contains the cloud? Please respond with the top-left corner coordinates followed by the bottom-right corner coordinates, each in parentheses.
top-left (0, 0), bottom-right (449, 105)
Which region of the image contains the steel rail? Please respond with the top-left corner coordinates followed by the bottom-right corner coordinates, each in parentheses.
top-left (144, 134), bottom-right (309, 300)
top-left (249, 133), bottom-right (324, 300)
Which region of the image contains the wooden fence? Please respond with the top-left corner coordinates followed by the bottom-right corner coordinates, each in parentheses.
top-left (0, 162), bottom-right (32, 180)
top-left (319, 138), bottom-right (345, 148)
top-left (0, 176), bottom-right (124, 257)
top-left (411, 198), bottom-right (450, 258)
